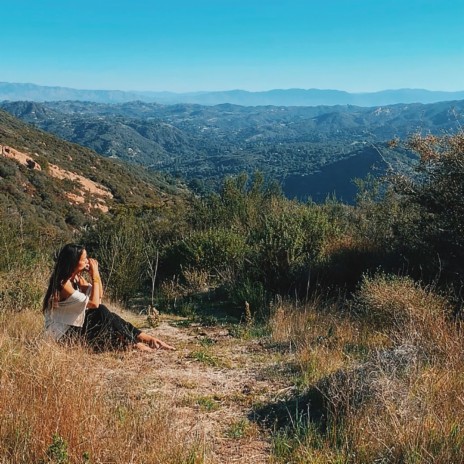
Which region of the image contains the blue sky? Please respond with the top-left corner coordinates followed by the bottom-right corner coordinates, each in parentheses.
top-left (2, 0), bottom-right (463, 92)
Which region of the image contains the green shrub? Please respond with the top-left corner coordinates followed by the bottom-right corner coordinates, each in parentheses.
top-left (249, 202), bottom-right (330, 291)
top-left (228, 278), bottom-right (268, 320)
top-left (83, 207), bottom-right (164, 304)
top-left (164, 228), bottom-right (248, 280)
top-left (44, 434), bottom-right (69, 464)
top-left (391, 132), bottom-right (464, 282)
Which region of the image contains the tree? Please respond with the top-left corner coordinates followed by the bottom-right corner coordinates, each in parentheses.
top-left (392, 131), bottom-right (464, 281)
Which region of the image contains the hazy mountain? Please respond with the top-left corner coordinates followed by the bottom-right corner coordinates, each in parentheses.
top-left (2, 82), bottom-right (464, 106)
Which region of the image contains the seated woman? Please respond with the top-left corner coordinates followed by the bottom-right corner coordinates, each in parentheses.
top-left (43, 243), bottom-right (174, 352)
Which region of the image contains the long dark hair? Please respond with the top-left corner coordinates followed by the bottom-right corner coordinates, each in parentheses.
top-left (43, 243), bottom-right (85, 312)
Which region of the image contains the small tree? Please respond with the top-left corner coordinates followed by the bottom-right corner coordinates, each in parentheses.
top-left (392, 131), bottom-right (464, 281)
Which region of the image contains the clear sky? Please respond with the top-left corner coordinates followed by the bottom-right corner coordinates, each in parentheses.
top-left (2, 0), bottom-right (463, 93)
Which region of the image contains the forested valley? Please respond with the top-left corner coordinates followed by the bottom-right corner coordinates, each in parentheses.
top-left (3, 98), bottom-right (463, 202)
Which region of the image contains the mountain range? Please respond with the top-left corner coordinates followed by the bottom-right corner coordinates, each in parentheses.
top-left (3, 98), bottom-right (463, 202)
top-left (2, 82), bottom-right (464, 106)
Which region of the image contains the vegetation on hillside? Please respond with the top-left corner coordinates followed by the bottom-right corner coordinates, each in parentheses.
top-left (1, 117), bottom-right (464, 462)
top-left (5, 99), bottom-right (464, 201)
top-left (0, 109), bottom-right (188, 230)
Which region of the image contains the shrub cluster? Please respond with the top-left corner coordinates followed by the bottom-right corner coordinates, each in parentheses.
top-left (83, 173), bottom-right (338, 316)
top-left (75, 131), bottom-right (464, 320)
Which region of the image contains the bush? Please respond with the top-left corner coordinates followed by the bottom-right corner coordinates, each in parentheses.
top-left (353, 273), bottom-right (454, 359)
top-left (227, 278), bottom-right (268, 320)
top-left (391, 131), bottom-right (464, 281)
top-left (249, 202), bottom-right (331, 292)
top-left (163, 228), bottom-right (248, 280)
top-left (84, 208), bottom-right (160, 303)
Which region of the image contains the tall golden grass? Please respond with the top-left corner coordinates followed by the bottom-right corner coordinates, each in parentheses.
top-left (0, 310), bottom-right (205, 464)
top-left (269, 274), bottom-right (464, 463)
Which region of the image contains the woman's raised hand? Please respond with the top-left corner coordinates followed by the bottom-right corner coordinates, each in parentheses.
top-left (88, 258), bottom-right (100, 275)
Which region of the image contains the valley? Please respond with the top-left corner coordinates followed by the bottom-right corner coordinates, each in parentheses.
top-left (3, 98), bottom-right (463, 202)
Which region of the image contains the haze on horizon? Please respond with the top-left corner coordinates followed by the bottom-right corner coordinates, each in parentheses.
top-left (2, 0), bottom-right (463, 94)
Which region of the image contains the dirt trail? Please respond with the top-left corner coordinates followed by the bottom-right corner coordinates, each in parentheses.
top-left (104, 312), bottom-right (297, 463)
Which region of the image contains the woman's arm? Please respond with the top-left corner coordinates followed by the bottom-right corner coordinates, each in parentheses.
top-left (77, 273), bottom-right (104, 299)
top-left (86, 258), bottom-right (103, 309)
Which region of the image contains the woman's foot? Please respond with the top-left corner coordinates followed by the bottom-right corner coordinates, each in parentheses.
top-left (137, 333), bottom-right (175, 350)
top-left (133, 342), bottom-right (155, 352)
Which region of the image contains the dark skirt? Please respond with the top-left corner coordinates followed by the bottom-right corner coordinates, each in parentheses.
top-left (66, 304), bottom-right (142, 351)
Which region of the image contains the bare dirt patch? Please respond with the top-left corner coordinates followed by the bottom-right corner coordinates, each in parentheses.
top-left (47, 163), bottom-right (112, 212)
top-left (96, 311), bottom-right (297, 463)
top-left (1, 144), bottom-right (112, 212)
top-left (1, 144), bottom-right (41, 170)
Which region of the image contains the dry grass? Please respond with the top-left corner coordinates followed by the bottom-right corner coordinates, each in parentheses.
top-left (182, 267), bottom-right (211, 293)
top-left (268, 275), bottom-right (464, 463)
top-left (270, 296), bottom-right (387, 386)
top-left (3, 259), bottom-right (464, 463)
top-left (353, 273), bottom-right (460, 360)
top-left (0, 310), bottom-right (205, 464)
top-left (0, 264), bottom-right (47, 313)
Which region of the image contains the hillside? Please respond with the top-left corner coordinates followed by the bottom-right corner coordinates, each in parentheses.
top-left (0, 109), bottom-right (187, 232)
top-left (3, 99), bottom-right (463, 201)
top-left (2, 106), bottom-right (464, 462)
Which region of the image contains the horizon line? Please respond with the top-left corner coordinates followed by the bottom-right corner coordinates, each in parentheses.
top-left (1, 81), bottom-right (464, 95)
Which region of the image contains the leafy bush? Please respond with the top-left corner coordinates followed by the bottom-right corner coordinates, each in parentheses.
top-left (0, 203), bottom-right (65, 313)
top-left (249, 202), bottom-right (331, 292)
top-left (227, 278), bottom-right (268, 320)
top-left (84, 208), bottom-right (151, 303)
top-left (391, 131), bottom-right (464, 281)
top-left (163, 228), bottom-right (248, 280)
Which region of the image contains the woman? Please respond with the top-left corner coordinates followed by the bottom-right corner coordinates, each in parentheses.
top-left (43, 243), bottom-right (174, 352)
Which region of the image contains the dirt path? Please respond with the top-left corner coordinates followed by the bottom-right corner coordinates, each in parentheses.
top-left (102, 312), bottom-right (297, 463)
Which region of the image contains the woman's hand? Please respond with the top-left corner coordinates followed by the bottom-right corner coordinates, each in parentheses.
top-left (151, 337), bottom-right (175, 350)
top-left (88, 258), bottom-right (100, 276)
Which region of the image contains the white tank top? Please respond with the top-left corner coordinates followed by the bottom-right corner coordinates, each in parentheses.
top-left (44, 285), bottom-right (92, 341)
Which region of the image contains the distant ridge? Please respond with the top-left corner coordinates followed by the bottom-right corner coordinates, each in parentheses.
top-left (1, 82), bottom-right (464, 107)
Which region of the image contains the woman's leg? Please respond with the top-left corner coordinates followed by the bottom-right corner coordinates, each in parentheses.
top-left (90, 305), bottom-right (174, 350)
top-left (81, 304), bottom-right (142, 350)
